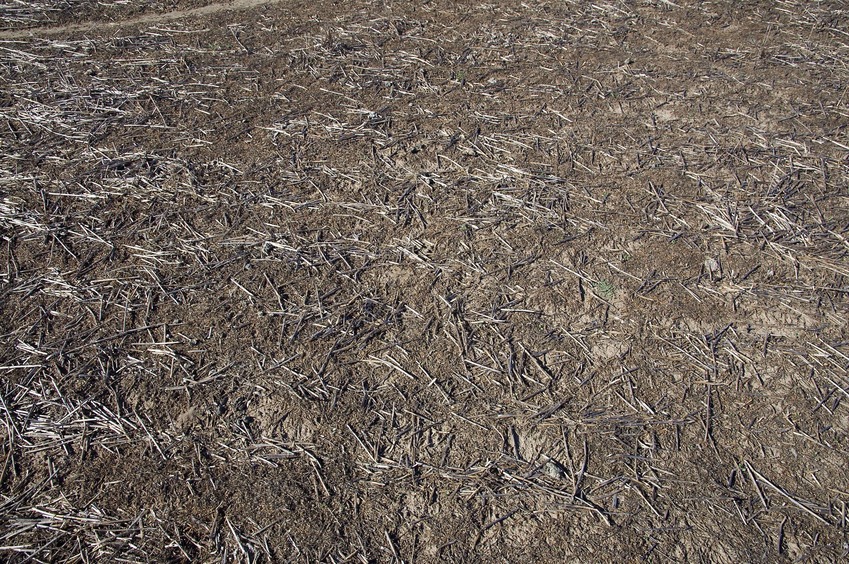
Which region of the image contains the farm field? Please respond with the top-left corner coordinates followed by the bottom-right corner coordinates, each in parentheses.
top-left (1, 0), bottom-right (848, 561)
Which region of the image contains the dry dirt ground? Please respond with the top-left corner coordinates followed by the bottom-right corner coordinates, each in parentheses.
top-left (1, 0), bottom-right (849, 562)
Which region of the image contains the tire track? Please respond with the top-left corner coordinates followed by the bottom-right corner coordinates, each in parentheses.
top-left (0, 0), bottom-right (285, 39)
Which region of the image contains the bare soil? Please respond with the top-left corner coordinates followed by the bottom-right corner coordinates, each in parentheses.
top-left (1, 0), bottom-right (848, 562)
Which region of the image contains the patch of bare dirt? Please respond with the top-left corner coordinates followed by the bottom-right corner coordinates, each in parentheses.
top-left (0, 0), bottom-right (287, 38)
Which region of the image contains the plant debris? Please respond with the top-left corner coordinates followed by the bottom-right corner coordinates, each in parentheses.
top-left (1, 0), bottom-right (848, 562)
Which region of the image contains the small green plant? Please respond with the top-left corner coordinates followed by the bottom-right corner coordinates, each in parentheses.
top-left (594, 279), bottom-right (616, 300)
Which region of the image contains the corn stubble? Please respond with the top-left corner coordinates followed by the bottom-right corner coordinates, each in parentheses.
top-left (1, 0), bottom-right (848, 562)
